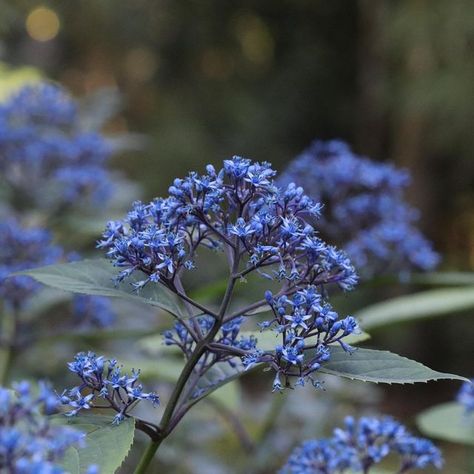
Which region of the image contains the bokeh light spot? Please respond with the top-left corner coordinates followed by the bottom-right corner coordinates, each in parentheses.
top-left (26, 7), bottom-right (60, 42)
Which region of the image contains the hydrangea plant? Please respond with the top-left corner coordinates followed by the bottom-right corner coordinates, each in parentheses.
top-left (17, 156), bottom-right (467, 473)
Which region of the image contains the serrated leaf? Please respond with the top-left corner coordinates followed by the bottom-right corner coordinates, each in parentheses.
top-left (320, 347), bottom-right (468, 384)
top-left (417, 402), bottom-right (474, 446)
top-left (15, 259), bottom-right (190, 318)
top-left (357, 287), bottom-right (474, 330)
top-left (53, 415), bottom-right (135, 474)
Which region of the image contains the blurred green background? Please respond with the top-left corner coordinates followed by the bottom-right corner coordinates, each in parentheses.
top-left (1, 1), bottom-right (473, 472)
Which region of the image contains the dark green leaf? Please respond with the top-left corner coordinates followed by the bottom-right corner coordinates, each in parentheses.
top-left (320, 347), bottom-right (468, 384)
top-left (53, 415), bottom-right (135, 474)
top-left (16, 259), bottom-right (190, 318)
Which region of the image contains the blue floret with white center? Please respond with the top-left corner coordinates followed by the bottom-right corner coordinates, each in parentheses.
top-left (60, 352), bottom-right (159, 423)
top-left (242, 287), bottom-right (359, 389)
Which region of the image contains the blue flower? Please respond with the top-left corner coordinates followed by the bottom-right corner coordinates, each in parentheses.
top-left (281, 416), bottom-right (442, 473)
top-left (0, 82), bottom-right (115, 211)
top-left (61, 352), bottom-right (159, 423)
top-left (0, 218), bottom-right (63, 309)
top-left (278, 139), bottom-right (440, 277)
top-left (248, 288), bottom-right (358, 389)
top-left (72, 295), bottom-right (116, 328)
top-left (0, 380), bottom-right (88, 473)
top-left (163, 315), bottom-right (257, 370)
top-left (457, 379), bottom-right (474, 415)
top-left (99, 157), bottom-right (358, 292)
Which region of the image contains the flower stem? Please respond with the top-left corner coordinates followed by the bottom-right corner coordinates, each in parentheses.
top-left (133, 438), bottom-right (164, 474)
top-left (0, 308), bottom-right (16, 385)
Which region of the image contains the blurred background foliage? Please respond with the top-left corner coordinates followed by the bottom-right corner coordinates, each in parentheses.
top-left (0, 1), bottom-right (473, 472)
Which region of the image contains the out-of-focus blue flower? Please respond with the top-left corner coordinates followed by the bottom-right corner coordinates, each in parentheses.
top-left (280, 416), bottom-right (443, 473)
top-left (0, 380), bottom-right (87, 473)
top-left (61, 352), bottom-right (159, 422)
top-left (457, 379), bottom-right (474, 414)
top-left (0, 82), bottom-right (114, 210)
top-left (280, 439), bottom-right (339, 474)
top-left (72, 295), bottom-right (116, 328)
top-left (242, 288), bottom-right (358, 389)
top-left (278, 140), bottom-right (440, 277)
top-left (99, 156), bottom-right (357, 293)
top-left (0, 217), bottom-right (62, 309)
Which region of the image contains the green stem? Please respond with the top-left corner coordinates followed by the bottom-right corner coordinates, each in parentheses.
top-left (134, 245), bottom-right (240, 473)
top-left (0, 309), bottom-right (16, 385)
top-left (133, 439), bottom-right (163, 474)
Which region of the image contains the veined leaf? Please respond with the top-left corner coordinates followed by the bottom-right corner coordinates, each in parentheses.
top-left (357, 287), bottom-right (474, 330)
top-left (15, 259), bottom-right (189, 318)
top-left (320, 347), bottom-right (468, 384)
top-left (53, 415), bottom-right (135, 474)
top-left (417, 402), bottom-right (474, 446)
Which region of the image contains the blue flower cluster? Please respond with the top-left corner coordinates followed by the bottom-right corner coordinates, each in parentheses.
top-left (0, 82), bottom-right (114, 210)
top-left (72, 295), bottom-right (117, 328)
top-left (457, 379), bottom-right (474, 415)
top-left (100, 157), bottom-right (359, 391)
top-left (281, 416), bottom-right (443, 473)
top-left (61, 352), bottom-right (159, 424)
top-left (164, 315), bottom-right (257, 365)
top-left (99, 156), bottom-right (357, 292)
top-left (0, 218), bottom-right (62, 309)
top-left (278, 140), bottom-right (440, 276)
top-left (243, 288), bottom-right (359, 390)
top-left (0, 380), bottom-right (91, 473)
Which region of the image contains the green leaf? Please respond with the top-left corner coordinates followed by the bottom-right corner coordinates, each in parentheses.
top-left (356, 287), bottom-right (474, 330)
top-left (417, 402), bottom-right (474, 446)
top-left (16, 259), bottom-right (189, 318)
top-left (53, 415), bottom-right (135, 474)
top-left (410, 272), bottom-right (474, 286)
top-left (183, 360), bottom-right (247, 409)
top-left (320, 347), bottom-right (468, 384)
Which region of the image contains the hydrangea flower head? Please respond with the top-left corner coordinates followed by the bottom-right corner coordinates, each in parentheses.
top-left (244, 288), bottom-right (359, 389)
top-left (99, 156), bottom-right (357, 292)
top-left (0, 82), bottom-right (114, 210)
top-left (99, 157), bottom-right (359, 391)
top-left (278, 140), bottom-right (440, 277)
top-left (281, 416), bottom-right (443, 473)
top-left (0, 218), bottom-right (62, 309)
top-left (61, 352), bottom-right (159, 423)
top-left (0, 380), bottom-right (88, 473)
